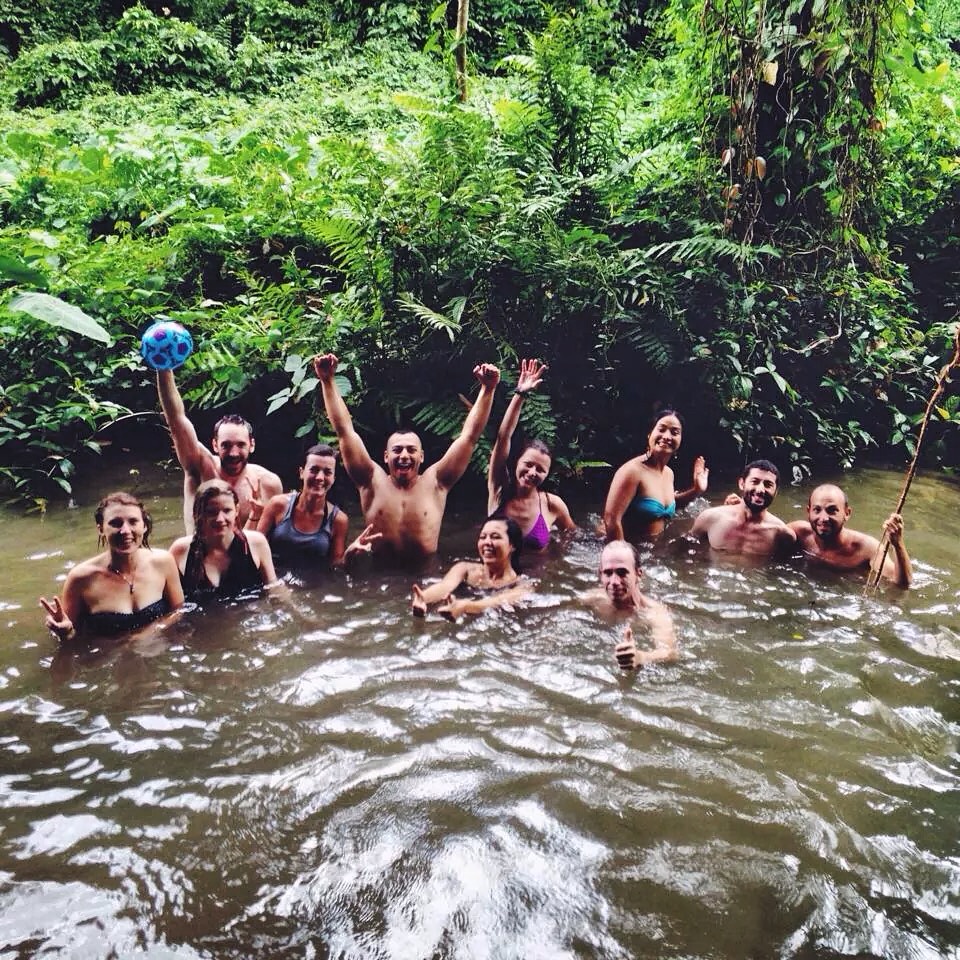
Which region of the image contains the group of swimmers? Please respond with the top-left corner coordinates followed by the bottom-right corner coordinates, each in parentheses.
top-left (39, 355), bottom-right (913, 670)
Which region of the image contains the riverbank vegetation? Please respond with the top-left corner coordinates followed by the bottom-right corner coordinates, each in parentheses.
top-left (1, 1), bottom-right (958, 505)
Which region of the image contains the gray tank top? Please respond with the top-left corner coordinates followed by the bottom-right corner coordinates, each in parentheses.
top-left (269, 493), bottom-right (339, 564)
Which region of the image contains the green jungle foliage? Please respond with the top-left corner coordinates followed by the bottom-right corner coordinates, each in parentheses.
top-left (0, 0), bottom-right (958, 506)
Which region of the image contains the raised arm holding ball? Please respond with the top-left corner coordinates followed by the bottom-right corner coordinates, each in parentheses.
top-left (144, 321), bottom-right (282, 535)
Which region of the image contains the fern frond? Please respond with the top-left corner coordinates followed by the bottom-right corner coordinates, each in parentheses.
top-left (311, 216), bottom-right (368, 274)
top-left (625, 328), bottom-right (672, 371)
top-left (645, 233), bottom-right (781, 266)
top-left (397, 294), bottom-right (463, 342)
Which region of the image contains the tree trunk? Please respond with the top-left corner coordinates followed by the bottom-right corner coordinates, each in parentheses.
top-left (455, 0), bottom-right (469, 102)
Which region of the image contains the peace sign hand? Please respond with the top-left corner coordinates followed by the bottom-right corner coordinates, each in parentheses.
top-left (39, 596), bottom-right (75, 642)
top-left (346, 524), bottom-right (383, 559)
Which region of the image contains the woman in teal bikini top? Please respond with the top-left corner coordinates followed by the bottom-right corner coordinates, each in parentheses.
top-left (486, 359), bottom-right (576, 551)
top-left (603, 408), bottom-right (708, 541)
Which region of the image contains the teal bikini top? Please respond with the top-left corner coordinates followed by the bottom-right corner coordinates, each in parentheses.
top-left (629, 496), bottom-right (676, 521)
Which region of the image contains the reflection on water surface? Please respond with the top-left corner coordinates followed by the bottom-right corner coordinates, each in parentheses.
top-left (1, 466), bottom-right (958, 958)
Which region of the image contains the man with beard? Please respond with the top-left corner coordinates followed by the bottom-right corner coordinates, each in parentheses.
top-left (157, 370), bottom-right (283, 534)
top-left (690, 459), bottom-right (796, 557)
top-left (312, 353), bottom-right (500, 563)
top-left (585, 540), bottom-right (678, 670)
top-left (788, 484), bottom-right (912, 587)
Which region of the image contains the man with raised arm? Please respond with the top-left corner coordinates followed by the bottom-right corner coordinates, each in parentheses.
top-left (788, 483), bottom-right (912, 587)
top-left (689, 458), bottom-right (796, 558)
top-left (312, 353), bottom-right (500, 562)
top-left (584, 539), bottom-right (678, 671)
top-left (156, 370), bottom-right (283, 534)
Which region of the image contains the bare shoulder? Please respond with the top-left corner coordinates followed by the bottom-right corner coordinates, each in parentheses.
top-left (146, 547), bottom-right (178, 570)
top-left (169, 535), bottom-right (191, 558)
top-left (615, 457), bottom-right (646, 482)
top-left (545, 492), bottom-right (569, 512)
top-left (244, 529), bottom-right (270, 549)
top-left (251, 464), bottom-right (283, 488)
top-left (64, 556), bottom-right (103, 585)
top-left (845, 527), bottom-right (879, 555)
top-left (691, 503), bottom-right (726, 529)
top-left (332, 507), bottom-right (349, 530)
top-left (459, 560), bottom-right (486, 584)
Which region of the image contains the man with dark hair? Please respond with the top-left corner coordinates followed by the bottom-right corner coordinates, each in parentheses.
top-left (689, 459), bottom-right (796, 557)
top-left (156, 370), bottom-right (283, 533)
top-left (585, 539), bottom-right (678, 671)
top-left (788, 483), bottom-right (912, 587)
top-left (312, 352), bottom-right (500, 562)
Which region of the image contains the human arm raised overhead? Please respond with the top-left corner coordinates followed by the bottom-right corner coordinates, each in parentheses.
top-left (156, 369), bottom-right (215, 480)
top-left (434, 363), bottom-right (501, 491)
top-left (312, 353), bottom-right (377, 489)
top-left (487, 359), bottom-right (547, 515)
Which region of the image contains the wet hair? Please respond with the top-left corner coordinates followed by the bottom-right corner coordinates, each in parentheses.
top-left (647, 407), bottom-right (685, 432)
top-left (482, 516), bottom-right (524, 574)
top-left (600, 539), bottom-right (643, 574)
top-left (186, 479), bottom-right (239, 587)
top-left (741, 458), bottom-right (780, 483)
top-left (303, 443), bottom-right (338, 464)
top-left (497, 438), bottom-right (553, 508)
top-left (808, 484), bottom-right (848, 508)
top-left (95, 491), bottom-right (152, 548)
top-left (212, 414), bottom-right (254, 442)
top-left (191, 479), bottom-right (238, 535)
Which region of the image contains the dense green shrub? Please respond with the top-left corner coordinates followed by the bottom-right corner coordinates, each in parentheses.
top-left (3, 7), bottom-right (233, 107)
top-left (108, 6), bottom-right (230, 94)
top-left (5, 40), bottom-right (112, 108)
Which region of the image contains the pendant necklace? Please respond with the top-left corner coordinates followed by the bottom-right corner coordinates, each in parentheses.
top-left (109, 563), bottom-right (136, 594)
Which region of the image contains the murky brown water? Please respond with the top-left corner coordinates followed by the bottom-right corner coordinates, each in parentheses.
top-left (1, 462), bottom-right (958, 959)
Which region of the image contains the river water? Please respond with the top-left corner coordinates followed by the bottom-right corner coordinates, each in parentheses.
top-left (1, 463), bottom-right (958, 959)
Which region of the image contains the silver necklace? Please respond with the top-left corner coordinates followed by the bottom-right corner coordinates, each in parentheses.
top-left (108, 563), bottom-right (136, 594)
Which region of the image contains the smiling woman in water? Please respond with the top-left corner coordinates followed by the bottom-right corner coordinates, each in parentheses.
top-left (487, 359), bottom-right (575, 552)
top-left (257, 443), bottom-right (380, 570)
top-left (603, 408), bottom-right (708, 542)
top-left (410, 517), bottom-right (532, 621)
top-left (39, 491), bottom-right (184, 643)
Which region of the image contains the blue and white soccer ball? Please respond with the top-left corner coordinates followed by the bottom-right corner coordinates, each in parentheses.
top-left (140, 321), bottom-right (194, 371)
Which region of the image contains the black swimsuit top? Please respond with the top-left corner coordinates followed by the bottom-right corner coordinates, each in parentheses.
top-left (83, 598), bottom-right (170, 637)
top-left (181, 532), bottom-right (263, 601)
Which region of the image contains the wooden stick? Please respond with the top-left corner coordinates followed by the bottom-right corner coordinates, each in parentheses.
top-left (865, 323), bottom-right (960, 591)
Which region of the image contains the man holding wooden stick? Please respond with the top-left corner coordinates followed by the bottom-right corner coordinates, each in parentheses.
top-left (789, 484), bottom-right (912, 587)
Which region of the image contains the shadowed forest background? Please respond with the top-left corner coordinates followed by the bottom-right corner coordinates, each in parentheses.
top-left (1, 0), bottom-right (958, 506)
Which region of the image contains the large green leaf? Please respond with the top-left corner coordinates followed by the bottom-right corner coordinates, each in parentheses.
top-left (0, 255), bottom-right (48, 289)
top-left (7, 292), bottom-right (113, 344)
